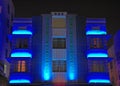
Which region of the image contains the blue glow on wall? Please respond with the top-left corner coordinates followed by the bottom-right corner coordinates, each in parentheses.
top-left (9, 72), bottom-right (31, 84)
top-left (12, 30), bottom-right (32, 35)
top-left (43, 70), bottom-right (50, 80)
top-left (86, 30), bottom-right (107, 35)
top-left (42, 16), bottom-right (52, 81)
top-left (89, 79), bottom-right (110, 83)
top-left (9, 79), bottom-right (31, 83)
top-left (87, 53), bottom-right (108, 58)
top-left (88, 72), bottom-right (110, 84)
top-left (69, 73), bottom-right (75, 80)
top-left (11, 52), bottom-right (32, 58)
top-left (67, 17), bottom-right (77, 81)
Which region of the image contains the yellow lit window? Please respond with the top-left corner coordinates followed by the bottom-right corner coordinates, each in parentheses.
top-left (17, 60), bottom-right (26, 72)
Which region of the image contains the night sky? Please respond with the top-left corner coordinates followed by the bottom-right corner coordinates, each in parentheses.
top-left (12, 0), bottom-right (120, 46)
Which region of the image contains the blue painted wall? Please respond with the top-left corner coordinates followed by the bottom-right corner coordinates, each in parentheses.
top-left (76, 16), bottom-right (88, 83)
top-left (32, 16), bottom-right (42, 82)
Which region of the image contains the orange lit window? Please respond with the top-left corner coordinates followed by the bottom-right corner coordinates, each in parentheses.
top-left (17, 61), bottom-right (26, 72)
top-left (21, 61), bottom-right (26, 72)
top-left (18, 61), bottom-right (21, 72)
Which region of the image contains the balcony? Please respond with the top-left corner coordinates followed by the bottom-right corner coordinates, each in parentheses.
top-left (86, 30), bottom-right (107, 35)
top-left (9, 72), bottom-right (31, 84)
top-left (87, 49), bottom-right (112, 61)
top-left (88, 72), bottom-right (110, 84)
top-left (10, 49), bottom-right (32, 58)
top-left (87, 49), bottom-right (108, 58)
top-left (12, 30), bottom-right (32, 35)
top-left (12, 23), bottom-right (32, 35)
top-left (86, 22), bottom-right (107, 35)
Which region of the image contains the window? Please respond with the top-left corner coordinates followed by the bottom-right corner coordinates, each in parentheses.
top-left (52, 60), bottom-right (66, 72)
top-left (88, 61), bottom-right (107, 72)
top-left (53, 38), bottom-right (66, 49)
top-left (15, 38), bottom-right (29, 49)
top-left (52, 18), bottom-right (66, 28)
top-left (16, 61), bottom-right (26, 72)
top-left (89, 38), bottom-right (104, 49)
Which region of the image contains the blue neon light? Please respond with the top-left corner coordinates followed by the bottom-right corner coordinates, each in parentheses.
top-left (69, 73), bottom-right (75, 80)
top-left (86, 30), bottom-right (107, 35)
top-left (87, 53), bottom-right (108, 58)
top-left (12, 30), bottom-right (32, 35)
top-left (9, 79), bottom-right (31, 83)
top-left (43, 71), bottom-right (50, 80)
top-left (89, 79), bottom-right (110, 83)
top-left (11, 52), bottom-right (32, 58)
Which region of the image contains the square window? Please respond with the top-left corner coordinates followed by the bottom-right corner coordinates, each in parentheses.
top-left (52, 60), bottom-right (66, 72)
top-left (53, 38), bottom-right (66, 49)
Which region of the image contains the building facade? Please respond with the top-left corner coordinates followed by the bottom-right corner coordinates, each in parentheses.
top-left (8, 12), bottom-right (112, 86)
top-left (108, 30), bottom-right (120, 86)
top-left (0, 0), bottom-right (14, 86)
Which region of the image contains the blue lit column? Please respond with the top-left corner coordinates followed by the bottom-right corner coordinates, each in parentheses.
top-left (67, 15), bottom-right (77, 81)
top-left (42, 15), bottom-right (52, 81)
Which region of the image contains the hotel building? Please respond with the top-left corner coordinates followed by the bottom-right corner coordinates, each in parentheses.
top-left (8, 12), bottom-right (112, 86)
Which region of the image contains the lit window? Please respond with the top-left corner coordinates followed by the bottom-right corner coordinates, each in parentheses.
top-left (16, 61), bottom-right (26, 72)
top-left (52, 18), bottom-right (66, 28)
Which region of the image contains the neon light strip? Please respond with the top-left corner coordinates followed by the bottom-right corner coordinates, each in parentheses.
top-left (12, 30), bottom-right (32, 35)
top-left (11, 52), bottom-right (32, 58)
top-left (87, 53), bottom-right (108, 58)
top-left (9, 79), bottom-right (31, 83)
top-left (69, 73), bottom-right (74, 80)
top-left (89, 79), bottom-right (110, 83)
top-left (86, 30), bottom-right (107, 35)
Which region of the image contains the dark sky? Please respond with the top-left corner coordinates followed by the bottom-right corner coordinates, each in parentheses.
top-left (12, 0), bottom-right (120, 46)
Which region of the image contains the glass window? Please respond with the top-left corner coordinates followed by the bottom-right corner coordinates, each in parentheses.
top-left (89, 38), bottom-right (104, 49)
top-left (52, 60), bottom-right (66, 72)
top-left (52, 18), bottom-right (66, 28)
top-left (88, 61), bottom-right (107, 72)
top-left (15, 38), bottom-right (29, 49)
top-left (16, 60), bottom-right (26, 72)
top-left (53, 38), bottom-right (66, 49)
